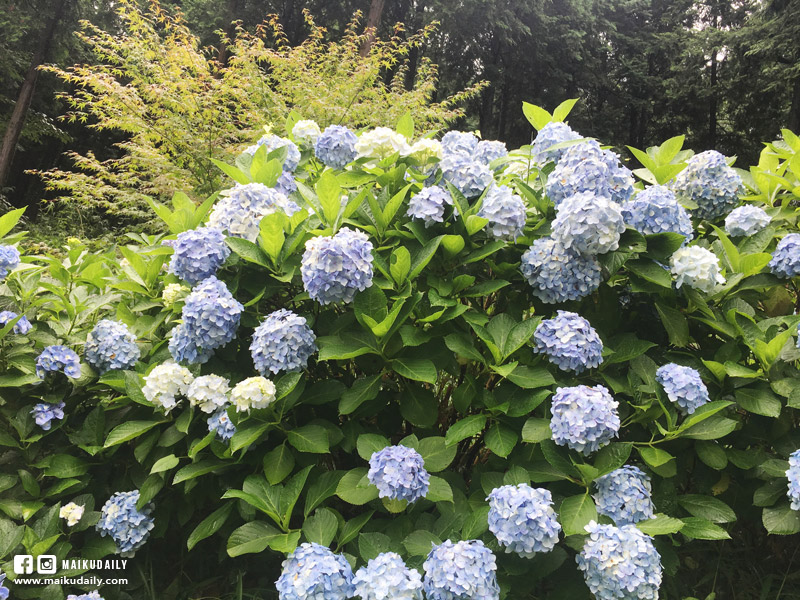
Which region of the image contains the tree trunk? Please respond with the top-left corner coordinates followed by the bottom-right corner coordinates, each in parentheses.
top-left (0, 0), bottom-right (68, 190)
top-left (216, 0), bottom-right (241, 66)
top-left (360, 0), bottom-right (386, 57)
top-left (789, 76), bottom-right (800, 133)
top-left (709, 48), bottom-right (717, 148)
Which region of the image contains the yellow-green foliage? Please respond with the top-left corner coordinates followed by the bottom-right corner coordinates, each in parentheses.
top-left (33, 0), bottom-right (484, 211)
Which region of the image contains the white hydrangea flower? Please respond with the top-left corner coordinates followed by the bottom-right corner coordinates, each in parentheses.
top-left (231, 376), bottom-right (276, 412)
top-left (292, 119), bottom-right (322, 148)
top-left (187, 374), bottom-right (231, 414)
top-left (355, 127), bottom-right (411, 160)
top-left (60, 502), bottom-right (85, 527)
top-left (404, 138), bottom-right (443, 162)
top-left (142, 363), bottom-right (194, 412)
top-left (670, 246), bottom-right (725, 293)
top-left (162, 283), bottom-right (188, 307)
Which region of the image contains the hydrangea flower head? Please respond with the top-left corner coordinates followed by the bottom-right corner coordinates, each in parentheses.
top-left (207, 409), bottom-right (236, 442)
top-left (84, 319), bottom-right (140, 374)
top-left (248, 134), bottom-right (301, 172)
top-left (655, 363), bottom-right (709, 414)
top-left (275, 542), bottom-right (354, 600)
top-left (315, 125), bottom-right (358, 169)
top-left (0, 569), bottom-right (8, 600)
top-left (143, 362), bottom-right (194, 412)
top-left (251, 309), bottom-right (317, 374)
top-left (786, 449), bottom-right (800, 510)
top-left (355, 127), bottom-right (410, 160)
top-left (594, 466), bottom-right (654, 525)
top-left (368, 445), bottom-right (430, 503)
top-left (301, 227), bottom-right (374, 304)
top-left (96, 490), bottom-right (155, 556)
top-left (670, 246), bottom-right (725, 293)
top-left (533, 311), bottom-right (604, 373)
top-left (161, 283), bottom-right (188, 306)
top-left (478, 185), bottom-right (527, 240)
top-left (474, 140), bottom-right (508, 166)
top-left (552, 191), bottom-right (625, 255)
top-left (275, 170), bottom-right (298, 197)
top-left (550, 385), bottom-right (619, 455)
top-left (520, 237), bottom-right (602, 303)
top-left (405, 138), bottom-right (443, 162)
top-left (0, 245), bottom-right (20, 280)
top-left (441, 131), bottom-right (479, 157)
top-left (670, 150), bottom-right (742, 220)
top-left (407, 186), bottom-right (452, 227)
top-left (187, 374), bottom-right (230, 414)
top-left (622, 186), bottom-right (693, 242)
top-left (292, 119), bottom-right (322, 148)
top-left (576, 521), bottom-right (662, 600)
top-left (168, 276), bottom-right (243, 364)
top-left (440, 155), bottom-right (493, 199)
top-left (769, 233), bottom-right (800, 279)
top-left (164, 227), bottom-right (230, 284)
top-left (423, 540), bottom-right (499, 600)
top-left (60, 502), bottom-right (85, 526)
top-left (231, 376), bottom-right (276, 412)
top-left (31, 401), bottom-right (65, 431)
top-left (36, 345), bottom-right (81, 379)
top-left (0, 310), bottom-right (32, 334)
top-left (531, 122), bottom-right (582, 165)
top-left (208, 183), bottom-right (300, 242)
top-left (67, 592), bottom-right (103, 600)
top-left (725, 205), bottom-right (770, 237)
top-left (487, 484), bottom-right (561, 557)
top-left (353, 552), bottom-right (423, 600)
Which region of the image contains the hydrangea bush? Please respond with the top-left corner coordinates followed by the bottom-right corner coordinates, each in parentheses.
top-left (1, 101), bottom-right (800, 600)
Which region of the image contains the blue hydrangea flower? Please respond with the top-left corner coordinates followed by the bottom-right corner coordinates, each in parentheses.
top-left (407, 186), bottom-right (452, 227)
top-left (725, 205), bottom-right (770, 237)
top-left (546, 140), bottom-right (635, 207)
top-left (207, 409), bottom-right (236, 442)
top-left (276, 542), bottom-right (354, 600)
top-left (440, 155), bottom-right (493, 199)
top-left (423, 540), bottom-right (499, 600)
top-left (786, 449), bottom-right (800, 510)
top-left (276, 170), bottom-right (298, 196)
top-left (478, 185), bottom-right (527, 240)
top-left (670, 150), bottom-right (742, 221)
top-left (208, 183), bottom-right (301, 242)
top-left (353, 552), bottom-right (423, 600)
top-left (487, 484), bottom-right (561, 557)
top-left (36, 345), bottom-right (81, 379)
top-left (474, 140), bottom-right (508, 166)
top-left (621, 186), bottom-right (693, 242)
top-left (96, 491), bottom-right (155, 557)
top-left (533, 311), bottom-right (604, 373)
top-left (67, 592), bottom-right (104, 600)
top-left (164, 227), bottom-right (231, 284)
top-left (0, 569), bottom-right (9, 600)
top-left (769, 233), bottom-right (800, 279)
top-left (0, 310), bottom-right (32, 334)
top-left (520, 237), bottom-right (602, 303)
top-left (248, 134), bottom-right (301, 172)
top-left (31, 401), bottom-right (65, 431)
top-left (670, 246), bottom-right (725, 293)
top-left (301, 227), bottom-right (374, 305)
top-left (368, 445), bottom-right (430, 503)
top-left (315, 125), bottom-right (359, 169)
top-left (84, 320), bottom-right (140, 374)
top-left (551, 385), bottom-right (620, 455)
top-left (531, 122), bottom-right (582, 165)
top-left (576, 521), bottom-right (662, 600)
top-left (655, 363), bottom-right (710, 415)
top-left (251, 309), bottom-right (317, 374)
top-left (168, 276), bottom-right (243, 365)
top-left (441, 131), bottom-right (479, 157)
top-left (552, 192), bottom-right (625, 255)
top-left (0, 245), bottom-right (20, 280)
top-left (593, 466), bottom-right (655, 525)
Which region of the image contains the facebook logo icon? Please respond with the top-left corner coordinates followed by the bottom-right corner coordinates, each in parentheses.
top-left (14, 555), bottom-right (33, 574)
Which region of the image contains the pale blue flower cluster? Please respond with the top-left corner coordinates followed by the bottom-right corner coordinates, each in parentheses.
top-left (478, 185), bottom-right (527, 240)
top-left (423, 540), bottom-right (499, 600)
top-left (533, 311), bottom-right (604, 373)
top-left (96, 490), bottom-right (155, 556)
top-left (302, 227), bottom-right (374, 304)
top-left (0, 310), bottom-right (32, 334)
top-left (531, 122), bottom-right (582, 165)
top-left (670, 150), bottom-right (742, 221)
top-left (474, 140), bottom-right (508, 166)
top-left (315, 125), bottom-right (359, 169)
top-left (769, 233), bottom-right (800, 279)
top-left (84, 319), bottom-right (140, 374)
top-left (0, 570), bottom-right (8, 600)
top-left (576, 522), bottom-right (662, 600)
top-left (352, 552), bottom-right (423, 600)
top-left (441, 131), bottom-right (479, 157)
top-left (249, 134), bottom-right (301, 172)
top-left (368, 445), bottom-right (430, 503)
top-left (276, 170), bottom-right (298, 196)
top-left (66, 592), bottom-right (103, 600)
top-left (655, 363), bottom-right (710, 415)
top-left (31, 401), bottom-right (65, 430)
top-left (165, 227), bottom-right (231, 284)
top-left (621, 186), bottom-right (693, 242)
top-left (520, 238), bottom-right (601, 303)
top-left (168, 276), bottom-right (243, 364)
top-left (0, 245), bottom-right (20, 280)
top-left (207, 409), bottom-right (236, 443)
top-left (407, 186), bottom-right (452, 227)
top-left (276, 542), bottom-right (354, 600)
top-left (36, 345), bottom-right (81, 379)
top-left (440, 155), bottom-right (493, 199)
top-left (725, 205), bottom-right (770, 237)
top-left (552, 191), bottom-right (625, 255)
top-left (593, 466), bottom-right (655, 525)
top-left (251, 309), bottom-right (317, 374)
top-left (546, 140), bottom-right (635, 207)
top-left (487, 484), bottom-right (561, 557)
top-left (550, 385), bottom-right (620, 454)
top-left (786, 449), bottom-right (800, 510)
top-left (208, 183), bottom-right (300, 242)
